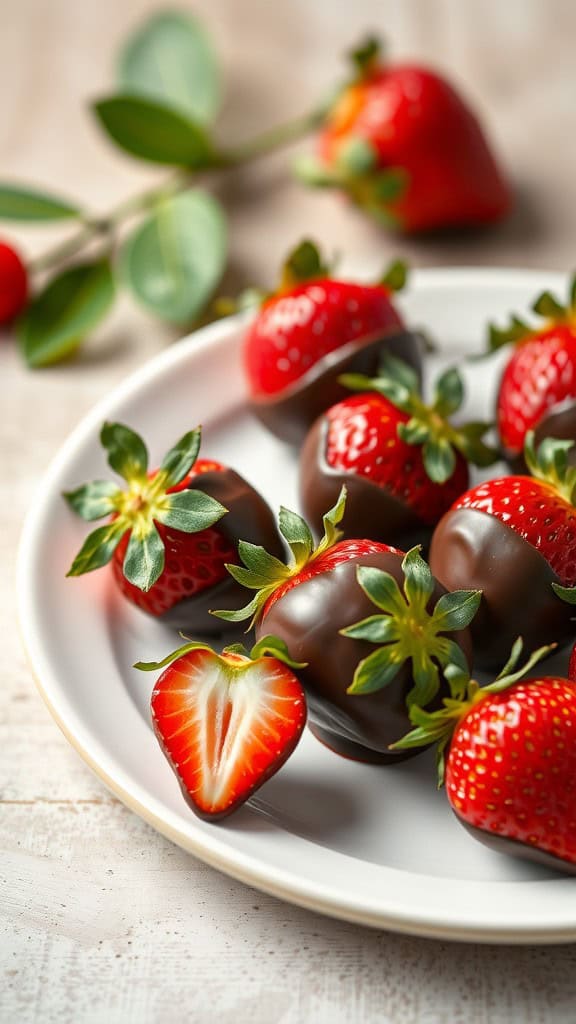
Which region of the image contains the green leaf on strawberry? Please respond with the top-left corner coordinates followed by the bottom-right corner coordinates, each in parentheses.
top-left (340, 546), bottom-right (480, 706)
top-left (340, 354), bottom-right (498, 484)
top-left (524, 430), bottom-right (576, 505)
top-left (64, 422), bottom-right (227, 592)
top-left (486, 273), bottom-right (576, 353)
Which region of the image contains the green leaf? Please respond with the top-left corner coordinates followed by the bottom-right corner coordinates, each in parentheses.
top-left (553, 583), bottom-right (576, 605)
top-left (347, 645), bottom-right (404, 695)
top-left (293, 155), bottom-right (341, 188)
top-left (570, 274), bottom-right (576, 314)
top-left (355, 565), bottom-right (407, 617)
top-left (63, 480), bottom-right (122, 521)
top-left (409, 648), bottom-right (440, 708)
top-left (282, 239), bottom-right (327, 285)
top-left (371, 168), bottom-right (408, 202)
top-left (337, 136), bottom-right (377, 176)
top-left (316, 486), bottom-right (347, 555)
top-left (349, 36), bottom-right (382, 75)
top-left (18, 260), bottom-right (115, 368)
top-left (532, 290), bottom-right (565, 320)
top-left (159, 427), bottom-right (202, 487)
top-left (66, 520), bottom-right (127, 576)
top-left (135, 640), bottom-right (212, 671)
top-left (236, 541), bottom-right (291, 583)
top-left (249, 635), bottom-right (307, 669)
top-left (487, 316), bottom-right (530, 352)
top-left (422, 437), bottom-right (456, 484)
top-left (432, 590), bottom-right (482, 632)
top-left (121, 189), bottom-right (227, 324)
top-left (339, 615), bottom-right (399, 644)
top-left (118, 10), bottom-right (220, 124)
top-left (100, 422), bottom-right (148, 482)
top-left (433, 367), bottom-right (464, 418)
top-left (278, 505), bottom-right (314, 567)
top-left (397, 419), bottom-right (430, 446)
top-left (211, 593), bottom-right (262, 625)
top-left (401, 547), bottom-right (435, 610)
top-left (155, 489), bottom-right (226, 533)
top-left (380, 259), bottom-right (408, 293)
top-left (378, 352), bottom-right (420, 393)
top-left (123, 522), bottom-right (165, 591)
top-left (0, 184), bottom-right (80, 221)
top-left (93, 95), bottom-right (215, 166)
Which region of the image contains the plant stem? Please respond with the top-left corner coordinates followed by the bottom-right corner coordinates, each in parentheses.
top-left (30, 106), bottom-right (326, 275)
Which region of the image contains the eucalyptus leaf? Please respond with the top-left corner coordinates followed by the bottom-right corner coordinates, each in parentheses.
top-left (120, 189), bottom-right (227, 324)
top-left (18, 260), bottom-right (115, 368)
top-left (94, 95), bottom-right (215, 167)
top-left (118, 10), bottom-right (220, 123)
top-left (0, 184), bottom-right (80, 221)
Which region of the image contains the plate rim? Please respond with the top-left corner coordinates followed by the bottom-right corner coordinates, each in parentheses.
top-left (17, 265), bottom-right (576, 944)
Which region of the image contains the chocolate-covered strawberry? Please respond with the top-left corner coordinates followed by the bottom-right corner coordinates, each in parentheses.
top-left (394, 639), bottom-right (576, 876)
top-left (242, 240), bottom-right (421, 444)
top-left (64, 421), bottom-right (283, 632)
top-left (486, 274), bottom-right (576, 467)
top-left (136, 636), bottom-right (307, 821)
top-left (300, 356), bottom-right (497, 548)
top-left (214, 489), bottom-right (480, 763)
top-left (430, 433), bottom-right (576, 668)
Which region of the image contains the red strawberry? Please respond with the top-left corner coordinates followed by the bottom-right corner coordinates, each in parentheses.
top-left (485, 275), bottom-right (576, 465)
top-left (298, 38), bottom-right (510, 233)
top-left (0, 240), bottom-right (28, 324)
top-left (394, 640), bottom-right (576, 875)
top-left (136, 636), bottom-right (307, 820)
top-left (242, 240), bottom-right (420, 444)
top-left (300, 355), bottom-right (496, 547)
top-left (430, 433), bottom-right (576, 667)
top-left (64, 422), bottom-right (283, 632)
top-left (214, 489), bottom-right (479, 762)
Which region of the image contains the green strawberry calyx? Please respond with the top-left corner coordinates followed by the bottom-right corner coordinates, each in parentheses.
top-left (391, 638), bottom-right (555, 785)
top-left (134, 634), bottom-right (307, 675)
top-left (341, 546), bottom-right (481, 708)
top-left (340, 353), bottom-right (498, 483)
top-left (524, 430), bottom-right (576, 505)
top-left (64, 422), bottom-right (227, 593)
top-left (486, 272), bottom-right (576, 353)
top-left (212, 486), bottom-right (347, 629)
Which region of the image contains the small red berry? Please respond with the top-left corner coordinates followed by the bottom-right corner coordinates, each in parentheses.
top-left (0, 241), bottom-right (28, 324)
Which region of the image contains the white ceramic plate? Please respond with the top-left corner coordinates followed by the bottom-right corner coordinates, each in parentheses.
top-left (17, 268), bottom-right (576, 944)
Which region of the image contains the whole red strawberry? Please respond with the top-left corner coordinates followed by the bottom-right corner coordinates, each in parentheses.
top-left (0, 240), bottom-right (28, 324)
top-left (137, 636), bottom-right (307, 820)
top-left (243, 240), bottom-right (420, 443)
top-left (395, 640), bottom-right (576, 875)
top-left (486, 275), bottom-right (576, 467)
top-left (298, 38), bottom-right (510, 233)
top-left (64, 422), bottom-right (283, 632)
top-left (300, 355), bottom-right (497, 547)
top-left (214, 489), bottom-right (480, 762)
top-left (430, 433), bottom-right (576, 667)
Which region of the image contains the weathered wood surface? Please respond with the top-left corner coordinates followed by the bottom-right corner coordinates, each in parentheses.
top-left (2, 1), bottom-right (576, 1020)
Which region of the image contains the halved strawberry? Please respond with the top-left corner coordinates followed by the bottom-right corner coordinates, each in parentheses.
top-left (136, 637), bottom-right (307, 820)
top-left (485, 274), bottom-right (576, 465)
top-left (394, 639), bottom-right (576, 875)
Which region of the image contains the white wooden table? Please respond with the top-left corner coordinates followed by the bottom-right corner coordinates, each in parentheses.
top-left (3, 1), bottom-right (576, 1020)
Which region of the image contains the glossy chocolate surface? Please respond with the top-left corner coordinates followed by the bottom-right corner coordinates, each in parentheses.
top-left (160, 468), bottom-right (284, 633)
top-left (300, 415), bottom-right (431, 548)
top-left (503, 397), bottom-right (576, 472)
top-left (256, 549), bottom-right (472, 763)
top-left (460, 820), bottom-right (576, 876)
top-left (429, 508), bottom-right (575, 669)
top-left (250, 328), bottom-right (423, 445)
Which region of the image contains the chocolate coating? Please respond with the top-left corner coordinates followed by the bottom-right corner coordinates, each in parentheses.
top-left (503, 398), bottom-right (576, 472)
top-left (300, 415), bottom-right (431, 549)
top-left (256, 550), bottom-right (472, 763)
top-left (459, 819), bottom-right (576, 876)
top-left (250, 328), bottom-right (423, 446)
top-left (159, 468), bottom-right (284, 634)
top-left (429, 507), bottom-right (575, 669)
